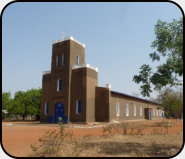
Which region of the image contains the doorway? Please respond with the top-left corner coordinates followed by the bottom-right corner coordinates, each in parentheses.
top-left (55, 102), bottom-right (64, 123)
top-left (144, 108), bottom-right (152, 120)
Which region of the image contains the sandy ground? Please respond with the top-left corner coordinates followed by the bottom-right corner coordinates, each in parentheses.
top-left (2, 119), bottom-right (183, 157)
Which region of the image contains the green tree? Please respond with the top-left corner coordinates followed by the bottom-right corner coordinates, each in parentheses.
top-left (25, 88), bottom-right (42, 120)
top-left (6, 91), bottom-right (27, 120)
top-left (133, 18), bottom-right (183, 97)
top-left (6, 88), bottom-right (42, 120)
top-left (156, 88), bottom-right (183, 120)
top-left (2, 92), bottom-right (11, 110)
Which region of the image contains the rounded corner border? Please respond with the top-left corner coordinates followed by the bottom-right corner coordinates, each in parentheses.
top-left (0, 0), bottom-right (19, 19)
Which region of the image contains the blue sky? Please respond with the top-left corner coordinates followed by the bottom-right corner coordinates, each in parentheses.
top-left (2, 2), bottom-right (183, 99)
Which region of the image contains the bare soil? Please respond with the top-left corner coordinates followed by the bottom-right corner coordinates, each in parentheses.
top-left (2, 119), bottom-right (183, 157)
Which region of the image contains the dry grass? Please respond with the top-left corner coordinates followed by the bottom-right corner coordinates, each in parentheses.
top-left (57, 133), bottom-right (183, 157)
top-left (41, 120), bottom-right (183, 157)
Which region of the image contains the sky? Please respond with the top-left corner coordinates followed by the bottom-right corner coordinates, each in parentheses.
top-left (2, 2), bottom-right (183, 99)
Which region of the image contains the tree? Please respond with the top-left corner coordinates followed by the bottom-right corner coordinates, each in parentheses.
top-left (6, 91), bottom-right (27, 120)
top-left (25, 88), bottom-right (42, 120)
top-left (6, 88), bottom-right (42, 120)
top-left (133, 18), bottom-right (183, 97)
top-left (156, 88), bottom-right (183, 121)
top-left (2, 92), bottom-right (11, 110)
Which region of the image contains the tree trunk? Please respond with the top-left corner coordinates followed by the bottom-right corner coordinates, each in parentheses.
top-left (23, 115), bottom-right (25, 120)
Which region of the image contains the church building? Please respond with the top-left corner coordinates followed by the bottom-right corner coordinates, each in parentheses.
top-left (40, 36), bottom-right (164, 123)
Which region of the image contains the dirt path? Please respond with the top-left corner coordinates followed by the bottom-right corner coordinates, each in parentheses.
top-left (2, 119), bottom-right (183, 157)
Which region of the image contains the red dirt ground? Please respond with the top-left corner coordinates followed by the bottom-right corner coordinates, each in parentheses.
top-left (2, 119), bottom-right (183, 157)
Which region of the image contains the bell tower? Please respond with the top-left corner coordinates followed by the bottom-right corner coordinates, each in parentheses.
top-left (50, 36), bottom-right (85, 122)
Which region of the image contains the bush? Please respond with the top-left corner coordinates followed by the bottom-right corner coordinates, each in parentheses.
top-left (107, 124), bottom-right (114, 135)
top-left (162, 121), bottom-right (171, 134)
top-left (120, 123), bottom-right (128, 135)
top-left (112, 123), bottom-right (120, 134)
top-left (30, 117), bottom-right (65, 157)
top-left (156, 122), bottom-right (164, 134)
top-left (137, 127), bottom-right (145, 135)
top-left (102, 124), bottom-right (117, 135)
top-left (30, 129), bottom-right (62, 157)
top-left (152, 128), bottom-right (159, 134)
top-left (58, 117), bottom-right (65, 141)
top-left (102, 122), bottom-right (146, 136)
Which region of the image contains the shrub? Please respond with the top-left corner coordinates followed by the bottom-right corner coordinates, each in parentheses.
top-left (102, 124), bottom-right (116, 135)
top-left (30, 129), bottom-right (62, 157)
top-left (129, 127), bottom-right (135, 135)
top-left (152, 128), bottom-right (159, 134)
top-left (83, 134), bottom-right (93, 141)
top-left (30, 117), bottom-right (65, 157)
top-left (58, 117), bottom-right (65, 141)
top-left (162, 121), bottom-right (171, 134)
top-left (113, 123), bottom-right (120, 134)
top-left (156, 122), bottom-right (164, 134)
top-left (120, 123), bottom-right (128, 135)
top-left (107, 124), bottom-right (113, 135)
top-left (137, 127), bottom-right (145, 135)
top-left (102, 126), bottom-right (109, 135)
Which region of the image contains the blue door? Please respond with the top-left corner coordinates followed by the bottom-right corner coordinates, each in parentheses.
top-left (55, 102), bottom-right (64, 123)
top-left (149, 111), bottom-right (152, 120)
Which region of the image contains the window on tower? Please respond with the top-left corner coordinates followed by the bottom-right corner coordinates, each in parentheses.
top-left (44, 102), bottom-right (49, 115)
top-left (62, 54), bottom-right (66, 65)
top-left (57, 79), bottom-right (62, 91)
top-left (76, 56), bottom-right (79, 65)
top-left (56, 55), bottom-right (59, 66)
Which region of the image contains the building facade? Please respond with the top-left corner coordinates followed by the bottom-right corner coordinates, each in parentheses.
top-left (40, 36), bottom-right (164, 123)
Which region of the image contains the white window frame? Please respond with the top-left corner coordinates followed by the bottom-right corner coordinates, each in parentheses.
top-left (126, 104), bottom-right (129, 117)
top-left (44, 102), bottom-right (48, 115)
top-left (116, 103), bottom-right (120, 117)
top-left (57, 79), bottom-right (62, 92)
top-left (140, 106), bottom-right (142, 116)
top-left (56, 55), bottom-right (59, 66)
top-left (76, 100), bottom-right (81, 114)
top-left (134, 105), bottom-right (136, 116)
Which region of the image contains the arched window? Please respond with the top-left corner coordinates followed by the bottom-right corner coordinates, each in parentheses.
top-left (44, 102), bottom-right (49, 115)
top-left (126, 104), bottom-right (129, 117)
top-left (116, 103), bottom-right (120, 116)
top-left (140, 106), bottom-right (142, 116)
top-left (57, 79), bottom-right (62, 92)
top-left (76, 56), bottom-right (79, 65)
top-left (134, 105), bottom-right (136, 116)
